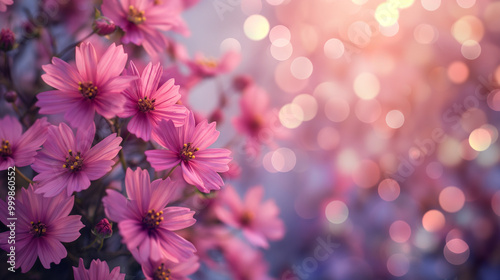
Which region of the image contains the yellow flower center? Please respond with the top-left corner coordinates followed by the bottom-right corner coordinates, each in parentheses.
top-left (128, 6), bottom-right (146, 25)
top-left (78, 81), bottom-right (98, 99)
top-left (0, 139), bottom-right (12, 158)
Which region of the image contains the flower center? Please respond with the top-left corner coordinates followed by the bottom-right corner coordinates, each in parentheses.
top-left (78, 81), bottom-right (98, 99)
top-left (197, 58), bottom-right (218, 69)
top-left (128, 6), bottom-right (146, 24)
top-left (143, 209), bottom-right (163, 230)
top-left (240, 211), bottom-right (254, 226)
top-left (63, 149), bottom-right (83, 172)
top-left (153, 263), bottom-right (171, 280)
top-left (248, 116), bottom-right (262, 134)
top-left (30, 221), bottom-right (47, 237)
top-left (179, 143), bottom-right (199, 162)
top-left (137, 96), bottom-right (156, 113)
top-left (0, 139), bottom-right (12, 158)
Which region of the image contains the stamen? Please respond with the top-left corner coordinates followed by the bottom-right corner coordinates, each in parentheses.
top-left (78, 81), bottom-right (98, 99)
top-left (64, 150), bottom-right (83, 172)
top-left (179, 142), bottom-right (199, 162)
top-left (0, 139), bottom-right (12, 158)
top-left (128, 6), bottom-right (146, 24)
top-left (30, 221), bottom-right (47, 237)
top-left (153, 263), bottom-right (171, 280)
top-left (137, 96), bottom-right (156, 112)
top-left (143, 209), bottom-right (163, 230)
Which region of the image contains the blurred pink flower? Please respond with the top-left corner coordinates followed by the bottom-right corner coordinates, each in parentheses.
top-left (73, 258), bottom-right (125, 280)
top-left (103, 168), bottom-right (196, 264)
top-left (215, 185), bottom-right (285, 248)
top-left (101, 0), bottom-right (188, 56)
top-left (222, 235), bottom-right (272, 280)
top-left (186, 51), bottom-right (241, 78)
top-left (133, 250), bottom-right (199, 280)
top-left (37, 42), bottom-right (134, 128)
top-left (118, 61), bottom-right (187, 141)
top-left (0, 0), bottom-right (12, 12)
top-left (232, 85), bottom-right (280, 156)
top-left (146, 112), bottom-right (232, 193)
top-left (0, 116), bottom-right (49, 170)
top-left (32, 122), bottom-right (122, 197)
top-left (0, 185), bottom-right (84, 273)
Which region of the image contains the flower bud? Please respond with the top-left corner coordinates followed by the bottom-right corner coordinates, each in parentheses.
top-left (93, 17), bottom-right (116, 36)
top-left (4, 91), bottom-right (17, 103)
top-left (0, 29), bottom-right (15, 52)
top-left (92, 218), bottom-right (113, 239)
top-left (209, 109), bottom-right (224, 124)
top-left (233, 75), bottom-right (253, 92)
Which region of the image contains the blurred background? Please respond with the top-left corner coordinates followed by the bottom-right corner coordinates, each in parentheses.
top-left (2, 0), bottom-right (500, 279)
top-left (184, 0), bottom-right (500, 279)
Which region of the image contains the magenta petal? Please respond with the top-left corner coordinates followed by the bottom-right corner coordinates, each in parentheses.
top-left (49, 215), bottom-right (84, 242)
top-left (145, 149), bottom-right (180, 171)
top-left (128, 113), bottom-right (153, 141)
top-left (160, 207), bottom-right (196, 231)
top-left (63, 100), bottom-right (95, 128)
top-left (181, 162), bottom-right (205, 191)
top-left (37, 236), bottom-right (68, 269)
top-left (103, 189), bottom-right (130, 222)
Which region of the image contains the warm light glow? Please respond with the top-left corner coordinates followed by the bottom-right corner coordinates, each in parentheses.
top-left (325, 200), bottom-right (349, 224)
top-left (469, 128), bottom-right (492, 151)
top-left (244, 14), bottom-right (270, 41)
top-left (354, 73), bottom-right (380, 100)
top-left (439, 186), bottom-right (466, 213)
top-left (422, 210), bottom-right (445, 232)
top-left (290, 56), bottom-right (313, 80)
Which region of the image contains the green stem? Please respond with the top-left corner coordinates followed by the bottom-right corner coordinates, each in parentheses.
top-left (163, 163), bottom-right (180, 180)
top-left (82, 237), bottom-right (98, 250)
top-left (97, 239), bottom-right (104, 251)
top-left (16, 168), bottom-right (33, 184)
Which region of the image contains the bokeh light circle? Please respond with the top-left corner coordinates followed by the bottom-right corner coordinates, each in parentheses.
top-left (378, 179), bottom-right (400, 201)
top-left (387, 254), bottom-right (410, 277)
top-left (325, 200), bottom-right (349, 224)
top-left (422, 209), bottom-right (445, 232)
top-left (390, 220), bottom-right (412, 243)
top-left (244, 14), bottom-right (270, 41)
top-left (439, 186), bottom-right (466, 213)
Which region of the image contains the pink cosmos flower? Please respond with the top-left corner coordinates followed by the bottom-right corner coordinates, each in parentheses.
top-left (37, 42), bottom-right (134, 128)
top-left (32, 122), bottom-right (122, 197)
top-left (0, 185), bottom-right (84, 273)
top-left (232, 85), bottom-right (282, 156)
top-left (146, 112), bottom-right (232, 193)
top-left (185, 51), bottom-right (241, 78)
top-left (0, 116), bottom-right (49, 170)
top-left (102, 168), bottom-right (196, 264)
top-left (118, 61), bottom-right (187, 141)
top-left (101, 0), bottom-right (188, 56)
top-left (0, 0), bottom-right (13, 12)
top-left (73, 258), bottom-right (125, 280)
top-left (214, 185), bottom-right (285, 248)
top-left (132, 250), bottom-right (199, 280)
top-left (222, 235), bottom-right (273, 280)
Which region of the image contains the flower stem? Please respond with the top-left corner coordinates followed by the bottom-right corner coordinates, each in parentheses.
top-left (83, 237), bottom-right (98, 250)
top-left (163, 163), bottom-right (180, 180)
top-left (119, 149), bottom-right (127, 172)
top-left (55, 30), bottom-right (96, 58)
top-left (16, 168), bottom-right (33, 184)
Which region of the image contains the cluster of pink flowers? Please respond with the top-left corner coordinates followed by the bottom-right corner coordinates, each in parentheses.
top-left (0, 0), bottom-right (285, 278)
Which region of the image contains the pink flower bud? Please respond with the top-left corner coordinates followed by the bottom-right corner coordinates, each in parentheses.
top-left (93, 17), bottom-right (116, 36)
top-left (0, 29), bottom-right (15, 52)
top-left (233, 75), bottom-right (253, 92)
top-left (92, 218), bottom-right (113, 239)
top-left (4, 90), bottom-right (17, 103)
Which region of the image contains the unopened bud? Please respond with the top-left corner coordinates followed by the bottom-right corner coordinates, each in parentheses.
top-left (233, 75), bottom-right (253, 92)
top-left (92, 218), bottom-right (113, 239)
top-left (4, 91), bottom-right (17, 103)
top-left (0, 29), bottom-right (15, 52)
top-left (93, 17), bottom-right (116, 36)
